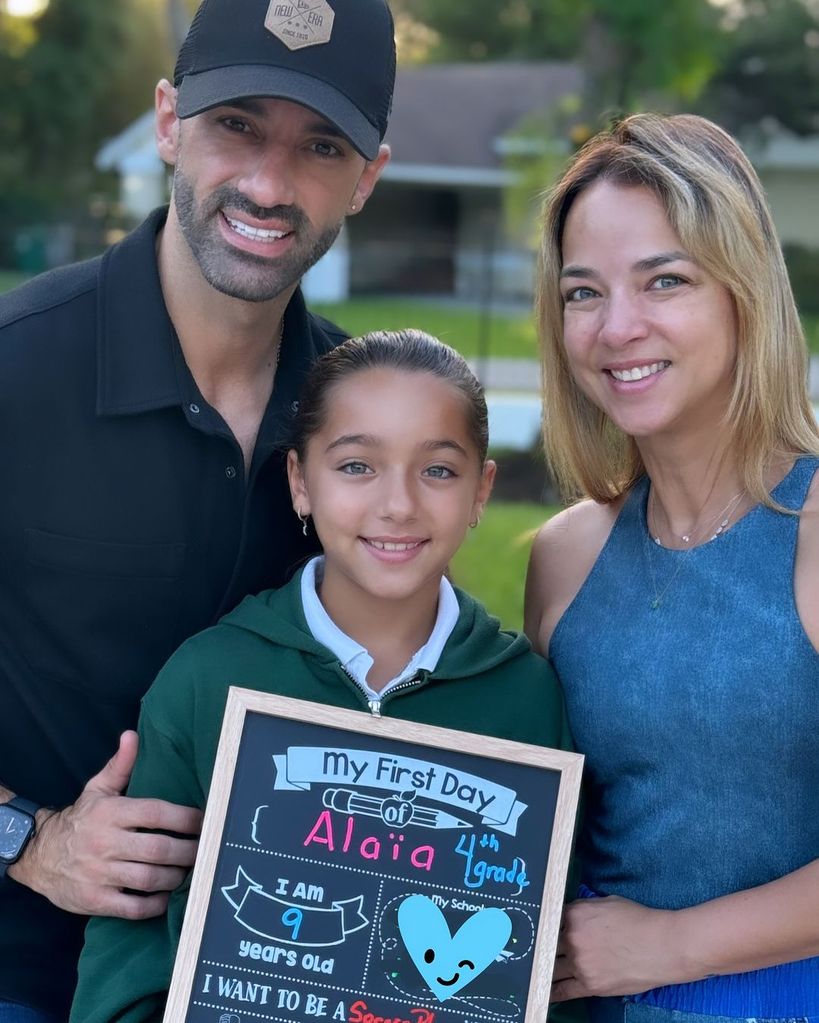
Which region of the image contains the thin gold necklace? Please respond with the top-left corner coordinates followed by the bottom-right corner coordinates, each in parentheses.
top-left (649, 488), bottom-right (745, 546)
top-left (645, 488), bottom-right (746, 610)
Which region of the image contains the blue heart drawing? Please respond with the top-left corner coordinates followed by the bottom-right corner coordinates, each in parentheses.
top-left (397, 894), bottom-right (512, 1002)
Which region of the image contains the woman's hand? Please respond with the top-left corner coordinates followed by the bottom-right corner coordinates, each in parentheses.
top-left (551, 896), bottom-right (685, 1002)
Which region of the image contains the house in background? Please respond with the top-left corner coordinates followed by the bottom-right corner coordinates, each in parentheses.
top-left (347, 62), bottom-right (582, 303)
top-left (745, 132), bottom-right (819, 250)
top-left (96, 110), bottom-right (167, 221)
top-left (96, 63), bottom-right (819, 303)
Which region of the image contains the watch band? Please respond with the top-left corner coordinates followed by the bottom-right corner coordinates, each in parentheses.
top-left (5, 796), bottom-right (40, 819)
top-left (0, 796), bottom-right (41, 881)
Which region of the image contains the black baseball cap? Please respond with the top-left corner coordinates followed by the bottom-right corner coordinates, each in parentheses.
top-left (174, 0), bottom-right (396, 160)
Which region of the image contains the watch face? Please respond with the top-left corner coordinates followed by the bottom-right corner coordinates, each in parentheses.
top-left (0, 805), bottom-right (35, 863)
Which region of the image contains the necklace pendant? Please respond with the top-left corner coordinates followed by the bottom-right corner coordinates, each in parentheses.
top-left (650, 598), bottom-right (661, 610)
top-left (681, 534), bottom-right (691, 543)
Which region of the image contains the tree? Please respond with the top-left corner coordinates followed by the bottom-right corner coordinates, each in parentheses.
top-left (576, 0), bottom-right (721, 121)
top-left (389, 0), bottom-right (582, 62)
top-left (0, 0), bottom-right (170, 223)
top-left (700, 0), bottom-right (819, 136)
top-left (391, 0), bottom-right (722, 132)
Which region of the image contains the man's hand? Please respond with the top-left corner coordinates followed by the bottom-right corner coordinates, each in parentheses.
top-left (551, 896), bottom-right (683, 1002)
top-left (8, 731), bottom-right (202, 919)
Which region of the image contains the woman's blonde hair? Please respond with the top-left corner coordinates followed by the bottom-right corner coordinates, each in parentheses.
top-left (536, 112), bottom-right (819, 505)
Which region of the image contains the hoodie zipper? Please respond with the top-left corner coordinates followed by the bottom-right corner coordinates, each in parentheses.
top-left (377, 673), bottom-right (430, 715)
top-left (339, 666), bottom-right (429, 717)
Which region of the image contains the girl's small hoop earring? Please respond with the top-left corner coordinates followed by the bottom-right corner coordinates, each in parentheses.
top-left (297, 510), bottom-right (309, 537)
top-left (469, 517), bottom-right (480, 529)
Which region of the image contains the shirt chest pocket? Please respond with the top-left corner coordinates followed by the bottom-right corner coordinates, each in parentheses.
top-left (23, 528), bottom-right (187, 698)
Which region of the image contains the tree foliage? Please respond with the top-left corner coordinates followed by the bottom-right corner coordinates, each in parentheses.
top-left (390, 0), bottom-right (583, 62)
top-left (2, 0), bottom-right (816, 253)
top-left (700, 0), bottom-right (819, 136)
top-left (577, 0), bottom-right (721, 118)
top-left (0, 0), bottom-right (170, 220)
top-left (391, 0), bottom-right (721, 120)
top-left (393, 0), bottom-right (819, 137)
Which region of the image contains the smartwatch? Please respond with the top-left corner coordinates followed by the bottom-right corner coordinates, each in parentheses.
top-left (0, 796), bottom-right (40, 880)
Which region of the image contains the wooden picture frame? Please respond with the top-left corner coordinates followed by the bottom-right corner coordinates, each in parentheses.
top-left (165, 688), bottom-right (583, 1023)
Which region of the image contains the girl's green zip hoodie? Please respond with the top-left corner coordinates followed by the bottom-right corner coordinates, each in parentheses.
top-left (71, 568), bottom-right (572, 1023)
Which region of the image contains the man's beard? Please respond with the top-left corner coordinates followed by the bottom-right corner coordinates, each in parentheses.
top-left (172, 168), bottom-right (343, 303)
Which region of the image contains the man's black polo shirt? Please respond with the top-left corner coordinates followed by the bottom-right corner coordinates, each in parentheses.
top-left (0, 207), bottom-right (344, 1016)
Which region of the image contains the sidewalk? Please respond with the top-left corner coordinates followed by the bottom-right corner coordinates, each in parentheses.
top-left (469, 358), bottom-right (540, 392)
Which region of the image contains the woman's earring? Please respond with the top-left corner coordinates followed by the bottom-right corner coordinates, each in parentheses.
top-left (297, 509), bottom-right (309, 536)
top-left (350, 201), bottom-right (357, 212)
top-left (469, 516), bottom-right (481, 529)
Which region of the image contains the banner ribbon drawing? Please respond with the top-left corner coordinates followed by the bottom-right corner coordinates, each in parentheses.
top-left (222, 867), bottom-right (369, 946)
top-left (272, 748), bottom-right (527, 835)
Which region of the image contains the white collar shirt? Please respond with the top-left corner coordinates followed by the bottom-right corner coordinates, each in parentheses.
top-left (300, 556), bottom-right (459, 703)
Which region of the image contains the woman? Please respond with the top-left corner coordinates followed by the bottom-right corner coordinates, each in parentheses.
top-left (525, 113), bottom-right (819, 1023)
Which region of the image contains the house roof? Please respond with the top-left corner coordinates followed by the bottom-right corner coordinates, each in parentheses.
top-left (383, 62), bottom-right (582, 174)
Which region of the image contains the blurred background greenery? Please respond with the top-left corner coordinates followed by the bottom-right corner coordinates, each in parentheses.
top-left (2, 0), bottom-right (818, 278)
top-left (2, 0), bottom-right (818, 217)
top-left (2, 0), bottom-right (818, 627)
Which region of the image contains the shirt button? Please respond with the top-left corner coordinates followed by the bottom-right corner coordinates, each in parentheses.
top-left (189, 403), bottom-right (200, 414)
top-left (225, 466), bottom-right (237, 479)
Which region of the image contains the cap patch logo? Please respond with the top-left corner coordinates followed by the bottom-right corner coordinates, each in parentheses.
top-left (265, 0), bottom-right (334, 50)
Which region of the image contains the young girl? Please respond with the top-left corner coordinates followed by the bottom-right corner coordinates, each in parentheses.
top-left (70, 329), bottom-right (572, 1023)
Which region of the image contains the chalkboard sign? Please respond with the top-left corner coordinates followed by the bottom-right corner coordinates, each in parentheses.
top-left (165, 688), bottom-right (583, 1023)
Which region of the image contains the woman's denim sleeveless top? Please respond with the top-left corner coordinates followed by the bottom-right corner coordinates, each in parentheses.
top-left (550, 457), bottom-right (819, 1015)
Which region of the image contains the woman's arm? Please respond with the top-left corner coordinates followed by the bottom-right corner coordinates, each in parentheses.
top-left (552, 859), bottom-right (819, 1001)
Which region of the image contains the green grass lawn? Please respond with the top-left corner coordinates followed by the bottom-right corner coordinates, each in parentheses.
top-left (313, 298), bottom-right (538, 359)
top-left (316, 299), bottom-right (819, 358)
top-left (451, 500), bottom-right (555, 632)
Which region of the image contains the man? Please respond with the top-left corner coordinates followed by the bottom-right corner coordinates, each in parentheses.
top-left (0, 0), bottom-right (394, 1018)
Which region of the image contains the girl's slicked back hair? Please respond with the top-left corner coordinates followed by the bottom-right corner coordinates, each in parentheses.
top-left (537, 112), bottom-right (818, 505)
top-left (292, 328), bottom-right (490, 464)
